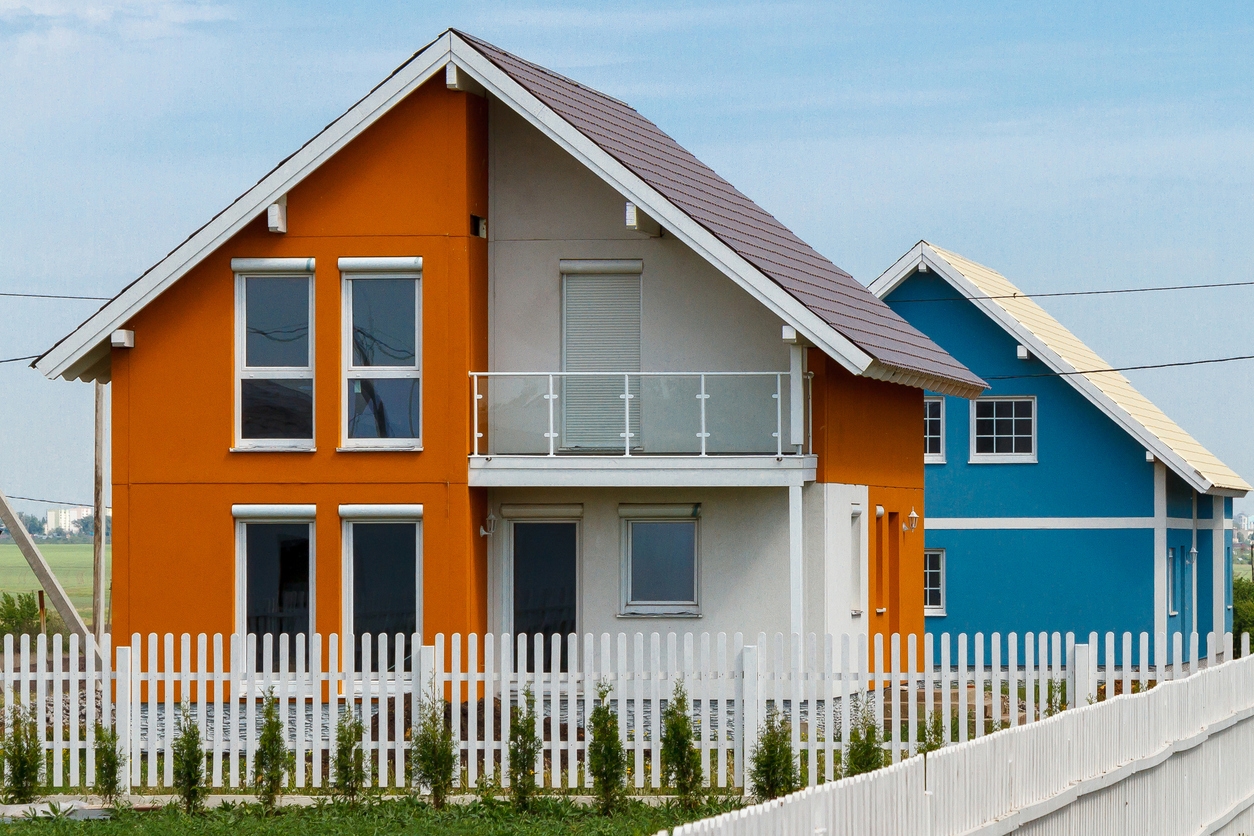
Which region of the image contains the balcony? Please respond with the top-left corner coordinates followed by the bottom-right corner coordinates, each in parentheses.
top-left (468, 371), bottom-right (816, 488)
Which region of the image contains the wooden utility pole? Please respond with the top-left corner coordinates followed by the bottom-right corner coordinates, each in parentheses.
top-left (0, 489), bottom-right (89, 638)
top-left (93, 381), bottom-right (107, 642)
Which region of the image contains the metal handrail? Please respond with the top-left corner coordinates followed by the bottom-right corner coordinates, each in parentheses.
top-left (470, 370), bottom-right (811, 458)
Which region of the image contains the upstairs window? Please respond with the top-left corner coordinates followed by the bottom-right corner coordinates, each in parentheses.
top-left (234, 260), bottom-right (315, 450)
top-left (341, 257), bottom-right (423, 448)
top-left (924, 397), bottom-right (945, 464)
top-left (970, 397), bottom-right (1036, 463)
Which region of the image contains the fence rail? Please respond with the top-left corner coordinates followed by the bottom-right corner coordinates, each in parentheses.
top-left (0, 628), bottom-right (1239, 794)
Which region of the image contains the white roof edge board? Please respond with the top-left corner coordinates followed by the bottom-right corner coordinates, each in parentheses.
top-left (35, 34), bottom-right (457, 381)
top-left (871, 243), bottom-right (1239, 496)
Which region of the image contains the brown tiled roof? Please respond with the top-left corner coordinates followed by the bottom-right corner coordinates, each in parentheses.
top-left (457, 31), bottom-right (984, 396)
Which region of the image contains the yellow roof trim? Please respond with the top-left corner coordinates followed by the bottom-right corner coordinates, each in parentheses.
top-left (923, 242), bottom-right (1248, 495)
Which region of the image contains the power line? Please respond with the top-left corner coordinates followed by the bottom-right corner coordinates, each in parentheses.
top-left (985, 353), bottom-right (1254, 380)
top-left (6, 495), bottom-right (92, 507)
top-left (890, 278), bottom-right (1254, 304)
top-left (0, 291), bottom-right (110, 301)
top-left (0, 355), bottom-right (37, 365)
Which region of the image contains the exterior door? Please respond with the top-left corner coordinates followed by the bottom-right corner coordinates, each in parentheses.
top-left (512, 521), bottom-right (577, 669)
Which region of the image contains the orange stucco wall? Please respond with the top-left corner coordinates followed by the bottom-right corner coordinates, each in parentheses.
top-left (809, 350), bottom-right (926, 640)
top-left (109, 78), bottom-right (489, 641)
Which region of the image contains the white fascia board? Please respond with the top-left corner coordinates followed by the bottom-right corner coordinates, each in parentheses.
top-left (468, 454), bottom-right (817, 488)
top-left (887, 243), bottom-right (1213, 495)
top-left (37, 35), bottom-right (456, 381)
top-left (445, 36), bottom-right (874, 378)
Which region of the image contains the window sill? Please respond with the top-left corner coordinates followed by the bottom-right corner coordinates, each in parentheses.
top-left (925, 608), bottom-right (947, 617)
top-left (617, 610), bottom-right (702, 619)
top-left (230, 445), bottom-right (316, 453)
top-left (337, 445), bottom-right (423, 452)
top-left (968, 455), bottom-right (1037, 465)
top-left (924, 456), bottom-right (946, 465)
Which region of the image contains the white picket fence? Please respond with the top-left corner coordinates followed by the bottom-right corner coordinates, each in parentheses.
top-left (0, 628), bottom-right (1240, 794)
top-left (677, 636), bottom-right (1254, 836)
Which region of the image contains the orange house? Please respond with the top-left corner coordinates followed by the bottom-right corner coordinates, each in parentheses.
top-left (37, 31), bottom-right (984, 653)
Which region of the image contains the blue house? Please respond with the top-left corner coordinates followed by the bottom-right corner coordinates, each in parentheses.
top-left (870, 242), bottom-right (1249, 647)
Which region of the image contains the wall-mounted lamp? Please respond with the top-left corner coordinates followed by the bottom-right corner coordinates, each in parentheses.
top-left (1188, 545), bottom-right (1198, 565)
top-left (479, 513), bottom-right (497, 538)
top-left (904, 507), bottom-right (920, 532)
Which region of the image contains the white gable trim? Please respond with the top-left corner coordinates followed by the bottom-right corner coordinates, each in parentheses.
top-left (36, 34), bottom-right (457, 381)
top-left (870, 243), bottom-right (1218, 494)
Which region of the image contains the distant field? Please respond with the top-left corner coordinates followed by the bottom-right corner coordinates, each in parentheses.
top-left (0, 544), bottom-right (109, 622)
top-left (1238, 563), bottom-right (1252, 582)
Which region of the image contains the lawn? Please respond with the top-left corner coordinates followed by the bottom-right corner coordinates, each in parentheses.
top-left (0, 797), bottom-right (736, 835)
top-left (1236, 562), bottom-right (1252, 583)
top-left (0, 544), bottom-right (109, 624)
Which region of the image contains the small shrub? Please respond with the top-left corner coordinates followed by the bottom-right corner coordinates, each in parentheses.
top-left (660, 680), bottom-right (703, 809)
top-left (1234, 576), bottom-right (1254, 650)
top-left (587, 681), bottom-right (627, 814)
top-left (0, 593), bottom-right (39, 637)
top-left (93, 724), bottom-right (124, 803)
top-left (749, 705), bottom-right (797, 801)
top-left (171, 704), bottom-right (206, 813)
top-left (253, 688), bottom-right (293, 811)
top-left (843, 694), bottom-right (883, 776)
top-left (508, 685), bottom-right (540, 811)
top-left (332, 708), bottom-right (366, 801)
top-left (412, 684), bottom-right (456, 809)
top-left (1045, 679), bottom-right (1067, 717)
top-left (917, 708), bottom-right (945, 789)
top-left (3, 703), bottom-right (43, 803)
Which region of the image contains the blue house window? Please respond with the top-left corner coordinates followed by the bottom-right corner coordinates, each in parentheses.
top-left (924, 549), bottom-right (945, 615)
top-left (924, 398), bottom-right (945, 464)
top-left (1168, 547), bottom-right (1178, 615)
top-left (970, 397), bottom-right (1036, 463)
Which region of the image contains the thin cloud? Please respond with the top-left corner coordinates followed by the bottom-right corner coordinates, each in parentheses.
top-left (0, 0), bottom-right (233, 40)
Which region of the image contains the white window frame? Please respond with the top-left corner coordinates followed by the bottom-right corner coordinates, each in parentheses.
top-left (339, 257), bottom-right (423, 450)
top-left (233, 259), bottom-right (316, 451)
top-left (968, 396), bottom-right (1037, 464)
top-left (923, 548), bottom-right (946, 616)
top-left (232, 504), bottom-right (317, 642)
top-left (924, 396), bottom-right (946, 464)
top-left (339, 504), bottom-right (424, 662)
top-left (619, 504), bottom-right (700, 617)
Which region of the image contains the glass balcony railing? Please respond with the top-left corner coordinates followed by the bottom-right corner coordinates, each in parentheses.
top-left (470, 372), bottom-right (811, 457)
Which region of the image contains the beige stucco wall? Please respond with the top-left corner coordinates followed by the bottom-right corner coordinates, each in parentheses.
top-left (487, 99), bottom-right (789, 375)
top-left (486, 486), bottom-right (791, 640)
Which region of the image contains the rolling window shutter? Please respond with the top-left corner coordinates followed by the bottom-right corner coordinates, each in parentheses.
top-left (563, 273), bottom-right (641, 449)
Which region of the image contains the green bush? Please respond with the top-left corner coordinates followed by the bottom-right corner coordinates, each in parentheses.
top-left (0, 592), bottom-right (65, 637)
top-left (171, 704), bottom-right (206, 813)
top-left (508, 685), bottom-right (540, 811)
top-left (1234, 576), bottom-right (1254, 649)
top-left (749, 705), bottom-right (797, 801)
top-left (587, 681), bottom-right (627, 814)
top-left (3, 703), bottom-right (43, 803)
top-left (253, 688), bottom-right (293, 811)
top-left (332, 708), bottom-right (365, 801)
top-left (660, 680), bottom-right (703, 809)
top-left (843, 694), bottom-right (883, 777)
top-left (93, 723), bottom-right (124, 803)
top-left (413, 684), bottom-right (456, 809)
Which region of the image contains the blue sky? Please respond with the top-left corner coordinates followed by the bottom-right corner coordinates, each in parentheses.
top-left (3, 1), bottom-right (1254, 514)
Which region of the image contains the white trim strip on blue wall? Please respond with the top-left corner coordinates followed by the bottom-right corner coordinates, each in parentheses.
top-left (928, 516), bottom-right (1233, 530)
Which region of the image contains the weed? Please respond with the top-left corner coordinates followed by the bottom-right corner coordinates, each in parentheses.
top-left (3, 703), bottom-right (43, 803)
top-left (587, 681), bottom-right (627, 814)
top-left (660, 680), bottom-right (703, 810)
top-left (749, 704), bottom-right (798, 801)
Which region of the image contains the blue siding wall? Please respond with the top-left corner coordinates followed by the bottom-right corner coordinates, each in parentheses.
top-left (924, 528), bottom-right (1154, 641)
top-left (886, 273), bottom-right (1153, 520)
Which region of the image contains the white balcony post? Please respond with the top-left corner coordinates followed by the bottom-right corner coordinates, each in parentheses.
top-left (471, 374), bottom-right (481, 457)
top-left (546, 374), bottom-right (556, 457)
top-left (789, 484), bottom-right (804, 637)
top-left (622, 373), bottom-right (632, 456)
top-left (789, 344), bottom-right (805, 453)
top-left (697, 374), bottom-right (708, 456)
top-left (775, 374), bottom-right (783, 457)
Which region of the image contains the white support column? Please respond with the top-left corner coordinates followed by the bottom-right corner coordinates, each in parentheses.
top-left (1192, 492), bottom-right (1199, 637)
top-left (789, 484), bottom-right (804, 637)
top-left (789, 343), bottom-right (805, 452)
top-left (1214, 495), bottom-right (1225, 643)
top-left (1154, 461), bottom-right (1167, 638)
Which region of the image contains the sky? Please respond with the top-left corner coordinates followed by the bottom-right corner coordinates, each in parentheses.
top-left (3, 0), bottom-right (1254, 516)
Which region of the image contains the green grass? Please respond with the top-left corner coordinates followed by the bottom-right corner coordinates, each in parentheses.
top-left (1, 796), bottom-right (739, 835)
top-left (1236, 562), bottom-right (1251, 583)
top-left (0, 544), bottom-right (109, 623)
